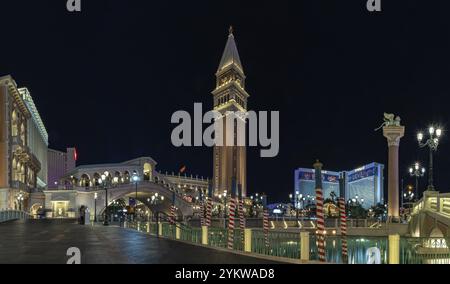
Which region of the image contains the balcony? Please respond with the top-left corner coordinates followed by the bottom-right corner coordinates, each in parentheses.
top-left (10, 180), bottom-right (28, 191)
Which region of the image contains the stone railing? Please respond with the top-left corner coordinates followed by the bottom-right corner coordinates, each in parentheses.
top-left (0, 210), bottom-right (31, 223)
top-left (412, 191), bottom-right (450, 217)
top-left (123, 221), bottom-right (449, 264)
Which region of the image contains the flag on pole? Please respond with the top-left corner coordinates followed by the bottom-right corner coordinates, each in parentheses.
top-left (314, 160), bottom-right (326, 263)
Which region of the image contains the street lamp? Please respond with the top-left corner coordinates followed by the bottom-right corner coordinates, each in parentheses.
top-left (409, 162), bottom-right (426, 200)
top-left (100, 172), bottom-right (112, 226)
top-left (94, 192), bottom-right (98, 222)
top-left (17, 193), bottom-right (24, 211)
top-left (417, 126), bottom-right (443, 191)
top-left (132, 172), bottom-right (140, 219)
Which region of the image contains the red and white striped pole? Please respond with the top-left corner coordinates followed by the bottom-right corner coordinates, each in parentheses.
top-left (228, 196), bottom-right (236, 250)
top-left (314, 160), bottom-right (326, 263)
top-left (199, 191), bottom-right (205, 227)
top-left (206, 186), bottom-right (212, 227)
top-left (200, 199), bottom-right (205, 227)
top-left (239, 199), bottom-right (245, 231)
top-left (263, 208), bottom-right (269, 247)
top-left (339, 197), bottom-right (348, 262)
top-left (206, 198), bottom-right (212, 227)
top-left (169, 205), bottom-right (176, 225)
top-left (170, 192), bottom-right (176, 225)
top-left (238, 185), bottom-right (245, 243)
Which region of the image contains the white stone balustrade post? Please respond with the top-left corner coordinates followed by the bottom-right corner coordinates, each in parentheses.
top-left (201, 226), bottom-right (208, 245)
top-left (244, 229), bottom-right (252, 252)
top-left (300, 231), bottom-right (310, 262)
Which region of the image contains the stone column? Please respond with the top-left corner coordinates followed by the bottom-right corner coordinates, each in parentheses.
top-left (383, 126), bottom-right (405, 222)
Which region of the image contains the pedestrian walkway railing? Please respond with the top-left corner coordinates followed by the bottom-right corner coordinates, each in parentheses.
top-left (309, 236), bottom-right (389, 264)
top-left (0, 210), bottom-right (30, 223)
top-left (252, 229), bottom-right (300, 259)
top-left (121, 221), bottom-right (450, 264)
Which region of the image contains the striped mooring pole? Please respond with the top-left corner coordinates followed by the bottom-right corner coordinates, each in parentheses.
top-left (199, 191), bottom-right (205, 227)
top-left (169, 205), bottom-right (176, 225)
top-left (205, 184), bottom-right (213, 227)
top-left (314, 160), bottom-right (326, 263)
top-left (238, 185), bottom-right (246, 242)
top-left (339, 197), bottom-right (348, 262)
top-left (169, 191), bottom-right (176, 225)
top-left (263, 208), bottom-right (269, 247)
top-left (227, 179), bottom-right (238, 250)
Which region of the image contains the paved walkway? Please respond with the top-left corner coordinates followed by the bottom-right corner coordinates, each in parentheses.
top-left (0, 220), bottom-right (281, 264)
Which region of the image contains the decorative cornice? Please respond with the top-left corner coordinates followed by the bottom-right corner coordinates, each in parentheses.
top-left (0, 76), bottom-right (31, 119)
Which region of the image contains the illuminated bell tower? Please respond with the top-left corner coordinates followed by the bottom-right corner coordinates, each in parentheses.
top-left (212, 27), bottom-right (249, 197)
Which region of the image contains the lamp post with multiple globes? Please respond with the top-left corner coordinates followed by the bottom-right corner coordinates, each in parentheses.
top-left (132, 172), bottom-right (140, 219)
top-left (409, 162), bottom-right (425, 200)
top-left (100, 171), bottom-right (112, 226)
top-left (417, 126), bottom-right (442, 191)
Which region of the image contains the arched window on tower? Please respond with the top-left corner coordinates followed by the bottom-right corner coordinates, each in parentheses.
top-left (11, 110), bottom-right (18, 137)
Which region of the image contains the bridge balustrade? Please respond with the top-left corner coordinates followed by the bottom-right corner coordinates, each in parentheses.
top-left (122, 218), bottom-right (450, 264)
top-left (0, 210), bottom-right (31, 223)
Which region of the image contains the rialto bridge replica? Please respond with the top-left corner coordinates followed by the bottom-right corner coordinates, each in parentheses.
top-left (42, 157), bottom-right (211, 219)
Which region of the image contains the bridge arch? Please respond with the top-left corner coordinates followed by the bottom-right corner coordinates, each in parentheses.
top-left (92, 182), bottom-right (193, 218)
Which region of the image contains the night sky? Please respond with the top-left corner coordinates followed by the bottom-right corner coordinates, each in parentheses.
top-left (1, 0), bottom-right (449, 202)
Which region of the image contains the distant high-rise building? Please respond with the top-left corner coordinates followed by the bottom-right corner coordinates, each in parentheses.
top-left (294, 162), bottom-right (384, 209)
top-left (47, 147), bottom-right (77, 188)
top-left (345, 163), bottom-right (384, 209)
top-left (212, 27), bottom-right (248, 197)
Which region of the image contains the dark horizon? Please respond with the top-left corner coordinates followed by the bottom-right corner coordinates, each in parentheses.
top-left (1, 0), bottom-right (449, 203)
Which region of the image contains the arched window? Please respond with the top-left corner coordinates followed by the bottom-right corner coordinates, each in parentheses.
top-left (11, 110), bottom-right (18, 137)
top-left (93, 173), bottom-right (101, 186)
top-left (20, 123), bottom-right (26, 145)
top-left (143, 163), bottom-right (152, 181)
top-left (123, 171), bottom-right (130, 184)
top-left (80, 174), bottom-right (90, 187)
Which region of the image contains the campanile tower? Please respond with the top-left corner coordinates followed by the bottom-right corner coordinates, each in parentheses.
top-left (212, 27), bottom-right (249, 197)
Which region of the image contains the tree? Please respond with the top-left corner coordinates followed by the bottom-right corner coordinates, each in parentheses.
top-left (347, 201), bottom-right (368, 219)
top-left (370, 203), bottom-right (387, 219)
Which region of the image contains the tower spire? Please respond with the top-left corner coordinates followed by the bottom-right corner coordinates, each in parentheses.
top-left (217, 26), bottom-right (243, 74)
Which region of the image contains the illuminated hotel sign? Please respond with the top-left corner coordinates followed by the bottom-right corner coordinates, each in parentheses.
top-left (347, 167), bottom-right (377, 182)
top-left (297, 170), bottom-right (340, 183)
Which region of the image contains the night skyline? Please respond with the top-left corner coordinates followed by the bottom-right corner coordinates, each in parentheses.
top-left (1, 0), bottom-right (449, 202)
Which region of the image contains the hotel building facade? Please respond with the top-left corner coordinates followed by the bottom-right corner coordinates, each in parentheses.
top-left (0, 75), bottom-right (48, 210)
